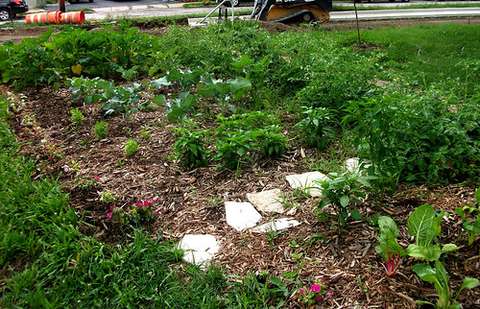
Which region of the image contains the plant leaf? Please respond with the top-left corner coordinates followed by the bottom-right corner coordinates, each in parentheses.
top-left (461, 277), bottom-right (480, 290)
top-left (407, 204), bottom-right (440, 247)
top-left (441, 243), bottom-right (459, 254)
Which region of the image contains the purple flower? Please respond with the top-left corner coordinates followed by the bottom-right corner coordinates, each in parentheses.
top-left (315, 295), bottom-right (324, 303)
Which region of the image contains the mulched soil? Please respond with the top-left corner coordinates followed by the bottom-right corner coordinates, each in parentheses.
top-left (2, 85), bottom-right (479, 308)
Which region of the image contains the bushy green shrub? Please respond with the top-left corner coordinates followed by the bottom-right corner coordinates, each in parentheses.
top-left (0, 28), bottom-right (156, 89)
top-left (346, 87), bottom-right (480, 185)
top-left (174, 124), bottom-right (210, 169)
top-left (295, 106), bottom-right (336, 150)
top-left (215, 112), bottom-right (287, 170)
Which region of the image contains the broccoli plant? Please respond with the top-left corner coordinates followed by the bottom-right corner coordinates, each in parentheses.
top-left (174, 124), bottom-right (210, 170)
top-left (375, 216), bottom-right (405, 277)
top-left (413, 261), bottom-right (479, 308)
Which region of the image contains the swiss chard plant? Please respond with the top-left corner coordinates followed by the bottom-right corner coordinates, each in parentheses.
top-left (406, 204), bottom-right (458, 261)
top-left (413, 260), bottom-right (479, 308)
top-left (375, 216), bottom-right (405, 277)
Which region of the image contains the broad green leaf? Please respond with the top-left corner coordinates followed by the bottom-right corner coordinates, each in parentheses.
top-left (441, 243), bottom-right (459, 254)
top-left (407, 204), bottom-right (440, 247)
top-left (407, 244), bottom-right (441, 261)
top-left (351, 209), bottom-right (362, 221)
top-left (460, 277), bottom-right (480, 290)
top-left (339, 195), bottom-right (349, 208)
top-left (151, 76), bottom-right (172, 88)
top-left (378, 216), bottom-right (399, 237)
top-left (228, 78), bottom-right (252, 100)
top-left (413, 263), bottom-right (436, 283)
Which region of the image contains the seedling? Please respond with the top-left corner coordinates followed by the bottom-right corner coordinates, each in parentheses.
top-left (124, 139), bottom-right (139, 157)
top-left (94, 121), bottom-right (108, 140)
top-left (70, 108), bottom-right (85, 126)
top-left (99, 190), bottom-right (117, 204)
top-left (174, 124), bottom-right (210, 169)
top-left (375, 216), bottom-right (404, 277)
top-left (455, 188), bottom-right (480, 245)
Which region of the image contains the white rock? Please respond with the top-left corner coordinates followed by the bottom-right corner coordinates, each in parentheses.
top-left (345, 157), bottom-right (371, 173)
top-left (285, 171), bottom-right (328, 197)
top-left (225, 201), bottom-right (262, 231)
top-left (178, 234), bottom-right (219, 266)
top-left (246, 189), bottom-right (284, 214)
top-left (251, 218), bottom-right (301, 233)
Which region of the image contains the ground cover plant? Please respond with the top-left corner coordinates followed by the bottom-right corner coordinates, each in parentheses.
top-left (1, 22), bottom-right (480, 307)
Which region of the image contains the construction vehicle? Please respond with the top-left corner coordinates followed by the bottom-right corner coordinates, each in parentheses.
top-left (251, 0), bottom-right (332, 23)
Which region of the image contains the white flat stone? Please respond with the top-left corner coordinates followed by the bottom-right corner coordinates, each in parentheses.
top-left (286, 171), bottom-right (328, 197)
top-left (345, 157), bottom-right (371, 173)
top-left (246, 189), bottom-right (284, 214)
top-left (225, 201), bottom-right (262, 232)
top-left (251, 218), bottom-right (301, 233)
top-left (178, 234), bottom-right (219, 266)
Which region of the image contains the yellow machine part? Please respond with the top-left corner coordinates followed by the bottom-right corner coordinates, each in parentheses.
top-left (266, 4), bottom-right (330, 23)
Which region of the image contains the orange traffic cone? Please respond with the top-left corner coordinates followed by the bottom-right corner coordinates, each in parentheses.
top-left (60, 11), bottom-right (85, 24)
top-left (25, 11), bottom-right (62, 24)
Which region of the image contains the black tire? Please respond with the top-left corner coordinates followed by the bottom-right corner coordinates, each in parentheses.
top-left (0, 8), bottom-right (11, 21)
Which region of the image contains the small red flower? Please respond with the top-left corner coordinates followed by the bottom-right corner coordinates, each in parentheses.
top-left (133, 197), bottom-right (159, 208)
top-left (314, 295), bottom-right (324, 303)
top-left (310, 283), bottom-right (321, 293)
top-left (93, 175), bottom-right (101, 182)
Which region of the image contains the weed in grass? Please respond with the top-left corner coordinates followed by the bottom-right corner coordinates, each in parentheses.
top-left (139, 127), bottom-right (152, 140)
top-left (93, 121), bottom-right (108, 140)
top-left (124, 139), bottom-right (140, 157)
top-left (69, 107), bottom-right (85, 126)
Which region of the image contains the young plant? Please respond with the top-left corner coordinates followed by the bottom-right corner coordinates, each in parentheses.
top-left (455, 188), bottom-right (480, 245)
top-left (99, 190), bottom-right (117, 204)
top-left (166, 92), bottom-right (197, 123)
top-left (406, 204), bottom-right (458, 261)
top-left (174, 125), bottom-right (210, 170)
top-left (70, 108), bottom-right (85, 126)
top-left (375, 216), bottom-right (405, 277)
top-left (93, 121), bottom-right (108, 140)
top-left (124, 139), bottom-right (139, 157)
top-left (295, 106), bottom-right (336, 150)
top-left (317, 172), bottom-right (371, 231)
top-left (413, 260), bottom-right (479, 308)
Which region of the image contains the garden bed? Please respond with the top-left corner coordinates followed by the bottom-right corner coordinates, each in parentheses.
top-left (1, 22), bottom-right (479, 307)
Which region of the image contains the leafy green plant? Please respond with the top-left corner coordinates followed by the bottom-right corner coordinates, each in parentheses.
top-left (215, 112), bottom-right (286, 170)
top-left (174, 125), bottom-right (210, 169)
top-left (166, 92), bottom-right (197, 123)
top-left (69, 77), bottom-right (142, 116)
top-left (295, 106), bottom-right (336, 150)
top-left (124, 139), bottom-right (140, 157)
top-left (406, 204), bottom-right (458, 261)
top-left (413, 261), bottom-right (479, 308)
top-left (69, 108), bottom-right (85, 126)
top-left (455, 188), bottom-right (480, 245)
top-left (198, 76), bottom-right (252, 104)
top-left (346, 88), bottom-right (480, 185)
top-left (317, 172), bottom-right (371, 231)
top-left (93, 121), bottom-right (108, 140)
top-left (99, 190), bottom-right (117, 204)
top-left (375, 216), bottom-right (404, 277)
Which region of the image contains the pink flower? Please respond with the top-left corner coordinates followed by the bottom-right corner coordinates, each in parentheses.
top-left (106, 205), bottom-right (114, 220)
top-left (310, 283), bottom-right (321, 293)
top-left (298, 288), bottom-right (305, 295)
top-left (133, 197), bottom-right (159, 208)
top-left (93, 176), bottom-right (101, 182)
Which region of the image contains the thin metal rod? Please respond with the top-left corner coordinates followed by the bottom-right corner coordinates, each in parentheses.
top-left (200, 0), bottom-right (229, 24)
top-left (353, 0), bottom-right (361, 45)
